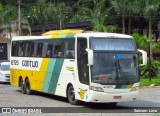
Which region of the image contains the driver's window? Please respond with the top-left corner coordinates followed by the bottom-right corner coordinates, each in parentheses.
top-left (77, 38), bottom-right (89, 85)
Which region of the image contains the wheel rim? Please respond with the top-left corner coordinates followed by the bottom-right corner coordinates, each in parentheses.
top-left (69, 88), bottom-right (75, 101)
top-left (26, 81), bottom-right (30, 93)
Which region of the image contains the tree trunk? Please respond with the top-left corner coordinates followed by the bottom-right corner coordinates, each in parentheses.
top-left (7, 24), bottom-right (12, 39)
top-left (128, 15), bottom-right (131, 35)
top-left (149, 19), bottom-right (153, 60)
top-left (58, 8), bottom-right (62, 30)
top-left (122, 15), bottom-right (125, 34)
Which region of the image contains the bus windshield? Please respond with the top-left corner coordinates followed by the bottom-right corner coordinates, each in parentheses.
top-left (90, 37), bottom-right (138, 84)
top-left (91, 53), bottom-right (138, 84)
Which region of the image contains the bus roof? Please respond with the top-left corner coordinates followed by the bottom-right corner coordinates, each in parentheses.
top-left (12, 29), bottom-right (133, 41)
top-left (76, 32), bottom-right (133, 39)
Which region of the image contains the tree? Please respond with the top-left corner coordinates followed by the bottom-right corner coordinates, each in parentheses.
top-left (0, 4), bottom-right (17, 39)
top-left (132, 32), bottom-right (148, 50)
top-left (28, 0), bottom-right (47, 33)
top-left (52, 2), bottom-right (71, 29)
top-left (111, 0), bottom-right (129, 34)
top-left (70, 0), bottom-right (110, 32)
top-left (142, 0), bottom-right (160, 61)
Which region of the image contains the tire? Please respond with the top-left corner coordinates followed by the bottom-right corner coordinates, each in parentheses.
top-left (20, 79), bottom-right (26, 94)
top-left (67, 85), bottom-right (80, 105)
top-left (25, 79), bottom-right (32, 95)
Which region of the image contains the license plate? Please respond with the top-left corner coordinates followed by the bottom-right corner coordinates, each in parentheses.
top-left (113, 96), bottom-right (122, 99)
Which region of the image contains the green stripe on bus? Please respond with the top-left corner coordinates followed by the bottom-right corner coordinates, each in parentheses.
top-left (42, 59), bottom-right (56, 93)
top-left (115, 85), bottom-right (128, 89)
top-left (59, 34), bottom-right (75, 38)
top-left (48, 59), bottom-right (64, 94)
top-left (66, 34), bottom-right (75, 38)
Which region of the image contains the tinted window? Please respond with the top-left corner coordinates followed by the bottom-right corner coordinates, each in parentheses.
top-left (11, 38), bottom-right (75, 59)
top-left (11, 41), bottom-right (19, 56)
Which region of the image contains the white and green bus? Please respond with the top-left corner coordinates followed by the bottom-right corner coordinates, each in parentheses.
top-left (10, 29), bottom-right (147, 105)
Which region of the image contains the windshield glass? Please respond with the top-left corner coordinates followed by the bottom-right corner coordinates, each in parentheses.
top-left (1, 65), bottom-right (10, 71)
top-left (91, 53), bottom-right (139, 84)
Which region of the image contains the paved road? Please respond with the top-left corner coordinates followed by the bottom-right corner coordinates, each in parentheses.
top-left (0, 83), bottom-right (160, 115)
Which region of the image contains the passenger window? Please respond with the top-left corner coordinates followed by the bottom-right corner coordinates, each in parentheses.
top-left (46, 44), bottom-right (53, 57)
top-left (32, 43), bottom-right (38, 57)
top-left (64, 39), bottom-right (75, 59)
top-left (18, 42), bottom-right (25, 57)
top-left (53, 40), bottom-right (63, 58)
top-left (37, 43), bottom-right (43, 57)
top-left (42, 43), bottom-right (48, 57)
top-left (11, 41), bottom-right (19, 56)
top-left (24, 42), bottom-right (32, 57)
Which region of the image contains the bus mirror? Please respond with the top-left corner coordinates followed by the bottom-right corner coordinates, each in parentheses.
top-left (86, 49), bottom-right (93, 66)
top-left (138, 49), bottom-right (147, 66)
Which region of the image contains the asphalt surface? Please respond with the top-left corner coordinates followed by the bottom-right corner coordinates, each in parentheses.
top-left (0, 83), bottom-right (160, 116)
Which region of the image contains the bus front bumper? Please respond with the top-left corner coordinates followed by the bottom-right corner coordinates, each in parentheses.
top-left (89, 90), bottom-right (139, 103)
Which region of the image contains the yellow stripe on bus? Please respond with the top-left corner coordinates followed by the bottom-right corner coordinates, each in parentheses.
top-left (36, 58), bottom-right (50, 91)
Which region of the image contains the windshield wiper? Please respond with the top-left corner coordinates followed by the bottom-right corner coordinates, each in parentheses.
top-left (117, 60), bottom-right (122, 77)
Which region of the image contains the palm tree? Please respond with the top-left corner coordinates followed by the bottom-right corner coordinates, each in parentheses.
top-left (125, 0), bottom-right (139, 34)
top-left (142, 0), bottom-right (160, 60)
top-left (0, 4), bottom-right (17, 39)
top-left (28, 0), bottom-right (47, 33)
top-left (44, 3), bottom-right (59, 30)
top-left (70, 0), bottom-right (110, 32)
top-left (70, 0), bottom-right (89, 23)
top-left (110, 0), bottom-right (129, 34)
top-left (52, 2), bottom-right (71, 29)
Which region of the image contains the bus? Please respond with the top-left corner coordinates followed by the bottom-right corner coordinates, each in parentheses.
top-left (10, 29), bottom-right (147, 105)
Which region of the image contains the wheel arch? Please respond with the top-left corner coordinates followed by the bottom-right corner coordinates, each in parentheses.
top-left (18, 76), bottom-right (23, 87)
top-left (25, 76), bottom-right (29, 82)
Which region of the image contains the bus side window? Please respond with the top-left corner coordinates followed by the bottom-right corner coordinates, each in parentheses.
top-left (24, 42), bottom-right (30, 57)
top-left (53, 40), bottom-right (63, 57)
top-left (32, 43), bottom-right (38, 57)
top-left (11, 41), bottom-right (19, 56)
top-left (42, 43), bottom-right (48, 57)
top-left (46, 44), bottom-right (53, 58)
top-left (37, 43), bottom-right (43, 57)
top-left (64, 39), bottom-right (75, 59)
top-left (18, 41), bottom-right (25, 57)
top-left (29, 42), bottom-right (34, 57)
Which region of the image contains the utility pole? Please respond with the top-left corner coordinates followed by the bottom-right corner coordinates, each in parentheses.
top-left (18, 0), bottom-right (21, 36)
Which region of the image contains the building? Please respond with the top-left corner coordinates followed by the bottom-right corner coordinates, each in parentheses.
top-left (0, 37), bottom-right (11, 61)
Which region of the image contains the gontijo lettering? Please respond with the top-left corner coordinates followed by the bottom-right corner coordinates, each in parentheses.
top-left (22, 60), bottom-right (38, 68)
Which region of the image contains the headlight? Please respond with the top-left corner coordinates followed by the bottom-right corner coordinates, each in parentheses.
top-left (90, 86), bottom-right (104, 92)
top-left (130, 86), bottom-right (139, 91)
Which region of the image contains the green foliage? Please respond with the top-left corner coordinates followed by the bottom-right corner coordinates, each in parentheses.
top-left (140, 60), bottom-right (160, 78)
top-left (70, 0), bottom-right (110, 32)
top-left (104, 25), bottom-right (116, 33)
top-left (152, 42), bottom-right (160, 51)
top-left (132, 32), bottom-right (148, 50)
top-left (0, 3), bottom-right (17, 38)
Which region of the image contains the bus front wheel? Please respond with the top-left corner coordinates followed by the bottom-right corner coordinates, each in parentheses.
top-left (20, 79), bottom-right (26, 94)
top-left (25, 79), bottom-right (32, 95)
top-left (67, 85), bottom-right (80, 105)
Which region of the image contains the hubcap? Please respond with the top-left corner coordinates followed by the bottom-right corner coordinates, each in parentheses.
top-left (69, 89), bottom-right (75, 101)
